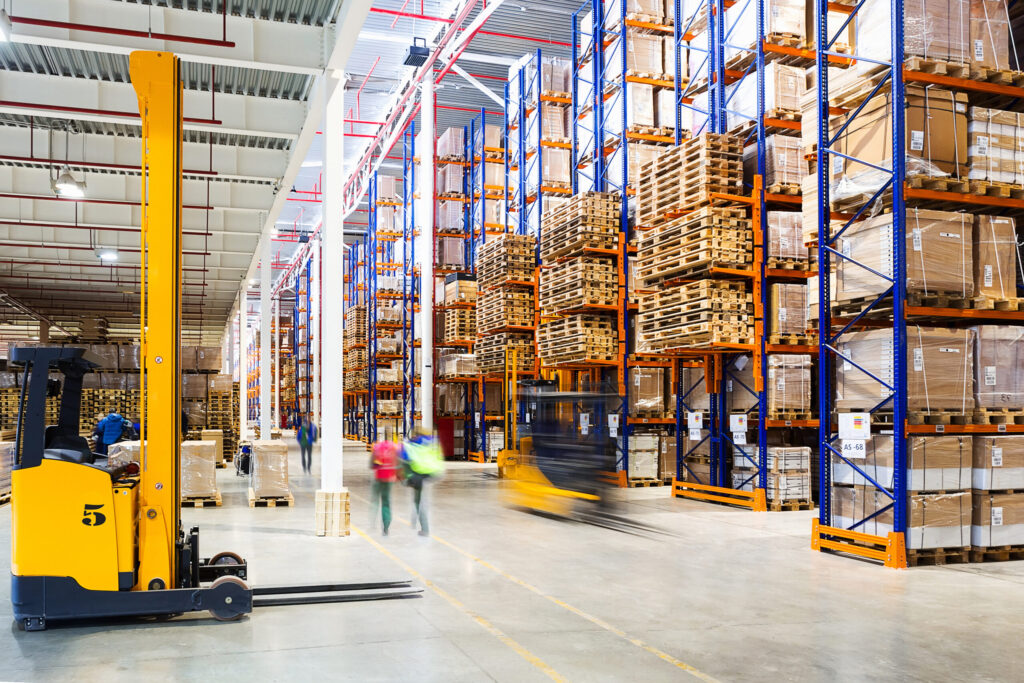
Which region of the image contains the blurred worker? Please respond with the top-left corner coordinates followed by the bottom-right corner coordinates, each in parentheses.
top-left (297, 417), bottom-right (318, 474)
top-left (370, 440), bottom-right (401, 535)
top-left (93, 408), bottom-right (129, 455)
top-left (401, 427), bottom-right (445, 536)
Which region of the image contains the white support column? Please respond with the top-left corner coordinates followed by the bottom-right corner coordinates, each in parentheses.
top-left (259, 237), bottom-right (272, 439)
top-left (312, 238), bottom-right (322, 427)
top-left (273, 296), bottom-right (281, 429)
top-left (419, 76), bottom-right (435, 433)
top-left (238, 287), bottom-right (247, 440)
top-left (320, 72), bottom-right (346, 493)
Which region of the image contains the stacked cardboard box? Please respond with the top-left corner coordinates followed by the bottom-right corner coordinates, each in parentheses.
top-left (180, 440), bottom-right (219, 499)
top-left (444, 274), bottom-right (477, 305)
top-left (628, 433), bottom-right (660, 479)
top-left (767, 212), bottom-right (808, 267)
top-left (250, 440), bottom-right (291, 501)
top-left (767, 355), bottom-right (812, 418)
top-left (833, 486), bottom-right (971, 549)
top-left (744, 134), bottom-right (804, 190)
top-left (315, 490), bottom-right (351, 537)
top-left (733, 447), bottom-right (812, 503)
top-left (437, 127), bottom-right (465, 160)
top-left (769, 283), bottom-right (809, 341)
top-left (438, 352), bottom-right (477, 379)
top-left (629, 367), bottom-right (669, 417)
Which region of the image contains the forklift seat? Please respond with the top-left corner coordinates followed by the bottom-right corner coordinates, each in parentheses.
top-left (43, 425), bottom-right (94, 464)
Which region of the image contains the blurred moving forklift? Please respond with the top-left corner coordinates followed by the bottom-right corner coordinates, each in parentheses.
top-left (497, 350), bottom-right (618, 517)
top-left (9, 51), bottom-right (418, 631)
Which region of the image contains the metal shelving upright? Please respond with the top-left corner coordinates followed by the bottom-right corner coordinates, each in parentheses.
top-left (401, 124), bottom-right (419, 438)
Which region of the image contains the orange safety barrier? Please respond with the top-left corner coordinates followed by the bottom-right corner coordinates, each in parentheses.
top-left (811, 518), bottom-right (907, 569)
top-left (672, 479), bottom-right (768, 512)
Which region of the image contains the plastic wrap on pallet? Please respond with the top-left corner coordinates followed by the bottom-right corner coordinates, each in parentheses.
top-left (105, 440), bottom-right (142, 470)
top-left (735, 470), bottom-right (810, 500)
top-left (201, 429), bottom-right (224, 464)
top-left (102, 373), bottom-right (126, 390)
top-left (0, 372), bottom-right (18, 388)
top-left (973, 491), bottom-right (1024, 547)
top-left (628, 143), bottom-right (663, 189)
top-left (182, 373), bottom-right (207, 399)
top-left (971, 0), bottom-right (1014, 70)
top-left (485, 123), bottom-right (503, 149)
top-left (832, 434), bottom-right (971, 491)
top-left (629, 367), bottom-right (666, 416)
top-left (967, 108), bottom-right (1024, 184)
top-left (836, 209), bottom-right (973, 302)
top-left (183, 400), bottom-right (207, 428)
top-left (973, 325), bottom-right (1024, 409)
top-left (181, 440), bottom-right (218, 498)
top-left (540, 55), bottom-right (571, 93)
top-left (659, 434), bottom-right (677, 480)
top-left (625, 32), bottom-right (663, 74)
top-left (655, 88), bottom-right (679, 132)
top-left (252, 440), bottom-right (290, 498)
top-left (88, 344), bottom-right (118, 370)
top-left (628, 433), bottom-right (660, 479)
top-left (756, 134), bottom-right (804, 188)
top-left (830, 88), bottom-right (969, 196)
top-left (541, 147), bottom-right (571, 186)
top-left (723, 0), bottom-right (804, 61)
top-left (541, 102), bottom-right (568, 139)
top-left (836, 326), bottom-right (975, 413)
top-left (437, 127), bottom-right (465, 159)
top-left (770, 283), bottom-right (808, 337)
top-left (377, 205), bottom-right (397, 233)
top-left (437, 200), bottom-right (463, 233)
top-left (436, 163), bottom-right (464, 194)
top-left (726, 355), bottom-right (758, 413)
top-left (378, 175), bottom-right (399, 201)
top-left (833, 486), bottom-right (971, 549)
top-left (725, 63), bottom-right (805, 131)
top-left (973, 436), bottom-right (1024, 489)
top-left (858, 0), bottom-right (969, 63)
top-left (436, 236), bottom-right (465, 268)
top-left (604, 82), bottom-right (656, 132)
top-left (767, 354), bottom-right (812, 414)
top-left (767, 211), bottom-right (807, 262)
top-left (484, 162), bottom-right (505, 189)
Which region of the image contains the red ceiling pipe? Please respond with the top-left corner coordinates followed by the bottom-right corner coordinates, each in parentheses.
top-left (0, 154), bottom-right (218, 177)
top-left (0, 258), bottom-right (209, 273)
top-left (0, 100), bottom-right (220, 126)
top-left (435, 68), bottom-right (506, 82)
top-left (368, 7), bottom-right (574, 48)
top-left (0, 241), bottom-right (212, 257)
top-left (0, 219), bottom-right (213, 238)
top-left (0, 272), bottom-right (209, 287)
top-left (437, 104), bottom-right (503, 116)
top-left (9, 15), bottom-right (236, 48)
top-left (0, 283), bottom-right (208, 297)
top-left (0, 193), bottom-right (214, 211)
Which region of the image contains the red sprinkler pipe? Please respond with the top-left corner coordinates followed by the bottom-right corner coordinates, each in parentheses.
top-left (0, 100), bottom-right (220, 126)
top-left (0, 193), bottom-right (214, 211)
top-left (0, 154), bottom-right (218, 177)
top-left (0, 219), bottom-right (214, 238)
top-left (9, 15), bottom-right (236, 48)
top-left (368, 7), bottom-right (574, 48)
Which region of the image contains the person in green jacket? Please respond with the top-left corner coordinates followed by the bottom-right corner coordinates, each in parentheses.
top-left (401, 427), bottom-right (444, 536)
top-left (297, 417), bottom-right (318, 474)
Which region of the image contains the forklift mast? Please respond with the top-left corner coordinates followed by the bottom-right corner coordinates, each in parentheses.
top-left (129, 51), bottom-right (183, 591)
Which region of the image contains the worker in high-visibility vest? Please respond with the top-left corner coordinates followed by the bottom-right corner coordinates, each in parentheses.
top-left (401, 427), bottom-right (445, 536)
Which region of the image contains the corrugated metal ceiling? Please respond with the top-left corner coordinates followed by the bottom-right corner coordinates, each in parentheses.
top-left (117, 0), bottom-right (341, 26)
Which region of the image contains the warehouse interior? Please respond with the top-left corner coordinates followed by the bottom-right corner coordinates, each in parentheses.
top-left (2, 0), bottom-right (1024, 680)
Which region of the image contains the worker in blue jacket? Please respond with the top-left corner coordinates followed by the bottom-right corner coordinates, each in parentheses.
top-left (93, 409), bottom-right (129, 455)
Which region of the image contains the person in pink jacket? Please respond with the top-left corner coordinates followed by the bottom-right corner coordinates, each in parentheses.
top-left (370, 440), bottom-right (401, 535)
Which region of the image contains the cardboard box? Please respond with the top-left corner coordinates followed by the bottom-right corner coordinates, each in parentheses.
top-left (444, 274), bottom-right (477, 305)
top-left (437, 200), bottom-right (463, 232)
top-left (541, 102), bottom-right (567, 139)
top-left (967, 107), bottom-right (1024, 184)
top-left (626, 32), bottom-right (663, 74)
top-left (438, 127), bottom-right (465, 159)
top-left (969, 0), bottom-right (1011, 70)
top-left (659, 435), bottom-right (677, 480)
top-left (973, 436), bottom-right (1024, 489)
top-left (542, 147), bottom-right (571, 185)
top-left (974, 325), bottom-right (1024, 409)
top-left (836, 326), bottom-right (975, 412)
top-left (859, 0), bottom-right (969, 63)
top-left (745, 134), bottom-right (803, 188)
top-left (181, 440), bottom-right (218, 498)
top-left (768, 211), bottom-right (807, 262)
top-left (836, 209), bottom-right (973, 302)
top-left (628, 434), bottom-right (660, 479)
top-left (252, 440), bottom-right (290, 498)
top-left (630, 367), bottom-right (666, 416)
top-left (770, 283), bottom-right (807, 337)
top-left (767, 355), bottom-right (812, 414)
top-left (831, 87), bottom-right (968, 183)
top-left (973, 215), bottom-right (1017, 299)
top-left (972, 491), bottom-right (1024, 546)
top-left (832, 435), bottom-right (972, 491)
top-left (182, 373), bottom-right (207, 399)
top-left (726, 355), bottom-right (758, 413)
top-left (833, 486), bottom-right (971, 549)
top-left (201, 429), bottom-right (224, 465)
top-left (726, 62), bottom-right (805, 131)
top-left (804, 5), bottom-right (856, 54)
top-left (180, 346), bottom-right (197, 372)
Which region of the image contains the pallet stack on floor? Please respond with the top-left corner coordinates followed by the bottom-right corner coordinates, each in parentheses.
top-left (476, 233), bottom-right (538, 374)
top-left (537, 192), bottom-right (621, 365)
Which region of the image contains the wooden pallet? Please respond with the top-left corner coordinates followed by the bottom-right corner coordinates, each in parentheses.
top-left (969, 544), bottom-right (1024, 563)
top-left (768, 333), bottom-right (817, 346)
top-left (832, 409), bottom-right (972, 426)
top-left (628, 477), bottom-right (669, 488)
top-left (907, 546), bottom-right (971, 567)
top-left (967, 65), bottom-right (1024, 86)
top-left (766, 256), bottom-right (812, 270)
top-left (539, 256), bottom-right (618, 314)
top-left (181, 491), bottom-right (223, 508)
top-left (540, 192), bottom-right (621, 261)
top-left (248, 487), bottom-right (295, 507)
top-left (973, 407), bottom-right (1024, 425)
top-left (768, 498), bottom-right (813, 512)
top-left (766, 182), bottom-right (801, 196)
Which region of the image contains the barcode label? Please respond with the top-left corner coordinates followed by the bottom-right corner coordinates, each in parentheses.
top-left (975, 39), bottom-right (985, 61)
top-left (992, 447), bottom-right (1003, 467)
top-left (985, 366), bottom-right (998, 386)
top-left (992, 506), bottom-right (1004, 526)
top-left (984, 264), bottom-right (994, 287)
top-left (910, 130), bottom-right (924, 151)
top-left (778, 307), bottom-right (787, 322)
top-left (977, 135), bottom-right (989, 155)
top-left (912, 228), bottom-right (922, 251)
top-left (913, 347), bottom-right (924, 371)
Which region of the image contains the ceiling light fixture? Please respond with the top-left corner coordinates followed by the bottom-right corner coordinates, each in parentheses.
top-left (51, 166), bottom-right (86, 198)
top-left (96, 249), bottom-right (118, 262)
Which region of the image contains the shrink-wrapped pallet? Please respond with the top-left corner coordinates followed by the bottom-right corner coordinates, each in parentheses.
top-left (437, 127), bottom-right (465, 159)
top-left (659, 435), bottom-right (677, 480)
top-left (629, 367), bottom-right (666, 417)
top-left (769, 283), bottom-right (808, 338)
top-left (725, 62), bottom-right (805, 130)
top-left (972, 492), bottom-right (1024, 547)
top-left (973, 215), bottom-right (1017, 299)
top-left (836, 326), bottom-right (975, 413)
top-left (436, 163), bottom-right (464, 194)
top-left (252, 440), bottom-right (290, 498)
top-left (541, 102), bottom-right (568, 139)
top-left (181, 440), bottom-right (218, 498)
top-left (378, 174), bottom-right (398, 202)
top-left (89, 345), bottom-right (119, 370)
top-left (833, 486), bottom-right (971, 549)
top-left (967, 108), bottom-right (1024, 184)
top-left (541, 147), bottom-right (571, 186)
top-left (180, 346), bottom-right (197, 372)
top-left (767, 355), bottom-right (812, 415)
top-left (183, 400), bottom-right (207, 429)
top-left (835, 209), bottom-right (973, 302)
top-left (201, 429), bottom-right (224, 465)
top-left (832, 435), bottom-right (972, 491)
top-left (436, 236), bottom-right (465, 269)
top-left (973, 436), bottom-right (1024, 489)
top-left (969, 0), bottom-right (1013, 70)
top-left (485, 123), bottom-right (504, 149)
top-left (626, 32), bottom-right (663, 74)
top-left (767, 211), bottom-right (807, 263)
top-left (197, 347), bottom-right (221, 372)
top-left (540, 55), bottom-right (571, 93)
top-left (182, 373), bottom-right (207, 399)
top-left (858, 0), bottom-right (969, 63)
top-left (437, 200), bottom-right (464, 233)
top-left (628, 433), bottom-right (660, 479)
top-left (973, 326), bottom-right (1024, 409)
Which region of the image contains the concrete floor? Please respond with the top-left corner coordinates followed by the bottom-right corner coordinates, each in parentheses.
top-left (2, 441), bottom-right (1024, 682)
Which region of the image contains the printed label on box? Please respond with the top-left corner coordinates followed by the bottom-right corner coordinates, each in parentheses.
top-left (977, 135), bottom-right (989, 155)
top-left (778, 307), bottom-right (787, 322)
top-left (992, 507), bottom-right (1004, 526)
top-left (985, 366), bottom-right (998, 386)
top-left (910, 130), bottom-right (924, 151)
top-left (913, 347), bottom-right (924, 371)
top-left (993, 447), bottom-right (1003, 467)
top-left (974, 39), bottom-right (985, 61)
top-left (939, 347), bottom-right (960, 353)
top-left (912, 229), bottom-right (922, 252)
top-left (939, 232), bottom-right (961, 240)
top-left (984, 264), bottom-right (994, 287)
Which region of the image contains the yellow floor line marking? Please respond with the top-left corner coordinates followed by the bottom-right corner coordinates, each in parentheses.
top-left (351, 524), bottom-right (566, 683)
top-left (353, 492), bottom-right (717, 681)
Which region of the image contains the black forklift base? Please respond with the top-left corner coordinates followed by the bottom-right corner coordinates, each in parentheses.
top-left (11, 574), bottom-right (253, 631)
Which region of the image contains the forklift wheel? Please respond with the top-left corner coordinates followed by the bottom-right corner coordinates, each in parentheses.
top-left (209, 551), bottom-right (244, 566)
top-left (208, 575), bottom-right (249, 622)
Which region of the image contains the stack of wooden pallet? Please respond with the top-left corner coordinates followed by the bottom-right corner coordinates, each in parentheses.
top-left (539, 192), bottom-right (620, 262)
top-left (477, 234), bottom-right (535, 289)
top-left (442, 308), bottom-right (476, 343)
top-left (539, 256), bottom-right (617, 314)
top-left (637, 281), bottom-right (754, 351)
top-left (635, 133), bottom-right (744, 229)
top-left (635, 206), bottom-right (752, 286)
top-left (538, 315), bottom-right (617, 364)
top-left (477, 332), bottom-right (536, 374)
top-left (0, 388), bottom-right (17, 429)
top-left (344, 306), bottom-right (367, 349)
top-left (477, 288), bottom-right (534, 332)
top-left (207, 375), bottom-right (236, 462)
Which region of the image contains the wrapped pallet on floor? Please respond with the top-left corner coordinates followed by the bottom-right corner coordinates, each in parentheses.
top-left (181, 440), bottom-right (219, 501)
top-left (251, 440), bottom-right (291, 503)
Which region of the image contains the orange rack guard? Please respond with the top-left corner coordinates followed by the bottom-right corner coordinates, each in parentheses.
top-left (811, 518), bottom-right (907, 569)
top-left (672, 480), bottom-right (768, 511)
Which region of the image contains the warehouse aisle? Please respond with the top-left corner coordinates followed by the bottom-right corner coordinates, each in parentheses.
top-left (2, 440), bottom-right (1024, 681)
